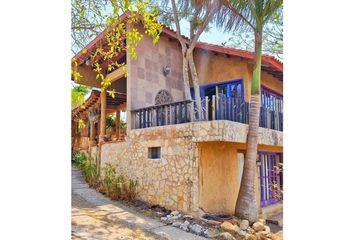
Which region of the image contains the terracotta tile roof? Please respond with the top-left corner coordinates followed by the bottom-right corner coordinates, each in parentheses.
top-left (73, 11), bottom-right (283, 74)
top-left (161, 24), bottom-right (283, 72)
top-left (72, 90), bottom-right (127, 118)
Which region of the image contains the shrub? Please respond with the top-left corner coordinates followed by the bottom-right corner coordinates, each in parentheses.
top-left (123, 178), bottom-right (138, 200)
top-left (80, 157), bottom-right (98, 187)
top-left (72, 151), bottom-right (87, 167)
top-left (102, 163), bottom-right (137, 200)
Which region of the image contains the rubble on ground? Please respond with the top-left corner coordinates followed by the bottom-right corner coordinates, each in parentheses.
top-left (159, 210), bottom-right (283, 240)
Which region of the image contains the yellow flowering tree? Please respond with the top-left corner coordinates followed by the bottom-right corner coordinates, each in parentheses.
top-left (71, 0), bottom-right (163, 128)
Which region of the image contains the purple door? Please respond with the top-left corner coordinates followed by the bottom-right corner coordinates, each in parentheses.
top-left (258, 152), bottom-right (283, 207)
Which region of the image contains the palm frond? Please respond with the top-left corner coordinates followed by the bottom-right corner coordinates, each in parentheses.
top-left (215, 0), bottom-right (254, 33)
top-left (216, 0), bottom-right (282, 35)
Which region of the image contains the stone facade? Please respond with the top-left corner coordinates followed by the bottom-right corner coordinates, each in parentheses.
top-left (99, 121), bottom-right (283, 215)
top-left (127, 26), bottom-right (184, 111)
top-left (101, 124), bottom-right (199, 214)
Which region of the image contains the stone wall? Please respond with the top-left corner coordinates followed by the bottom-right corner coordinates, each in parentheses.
top-left (99, 120), bottom-right (283, 215)
top-left (101, 125), bottom-right (199, 214)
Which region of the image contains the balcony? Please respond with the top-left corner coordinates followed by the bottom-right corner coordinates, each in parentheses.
top-left (131, 95), bottom-right (283, 131)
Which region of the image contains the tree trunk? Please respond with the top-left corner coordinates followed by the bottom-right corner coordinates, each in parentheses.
top-left (187, 50), bottom-right (203, 120)
top-left (235, 30), bottom-right (262, 223)
top-left (182, 47), bottom-right (192, 101)
top-left (170, 0), bottom-right (191, 102)
top-left (235, 94), bottom-right (260, 222)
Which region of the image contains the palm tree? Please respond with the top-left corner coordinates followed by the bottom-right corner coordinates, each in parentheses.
top-left (216, 0), bottom-right (283, 222)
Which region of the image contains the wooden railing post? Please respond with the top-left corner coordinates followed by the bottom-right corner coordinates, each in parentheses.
top-left (212, 95), bottom-right (216, 120)
top-left (174, 103), bottom-right (178, 124)
top-left (170, 105), bottom-right (173, 124)
top-left (216, 94), bottom-right (220, 120)
top-left (165, 106), bottom-right (168, 125)
top-left (205, 96), bottom-right (209, 121)
top-left (190, 101), bottom-right (194, 122)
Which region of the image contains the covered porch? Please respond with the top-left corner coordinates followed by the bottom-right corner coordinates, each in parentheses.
top-left (71, 42), bottom-right (128, 148)
top-left (72, 89), bottom-right (127, 150)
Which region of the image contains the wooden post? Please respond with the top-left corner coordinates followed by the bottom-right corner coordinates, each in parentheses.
top-left (99, 90), bottom-right (107, 143)
top-left (143, 109), bottom-right (146, 128)
top-left (89, 120), bottom-right (94, 145)
top-left (165, 106), bottom-right (168, 125)
top-left (216, 94), bottom-right (219, 120)
top-left (170, 105), bottom-right (173, 124)
top-left (205, 96), bottom-right (209, 121)
top-left (178, 103), bottom-right (182, 123)
top-left (174, 104), bottom-right (177, 124)
top-left (184, 101), bottom-right (188, 122)
top-left (212, 95), bottom-right (216, 120)
top-left (190, 101), bottom-right (194, 122)
top-left (116, 109), bottom-right (120, 140)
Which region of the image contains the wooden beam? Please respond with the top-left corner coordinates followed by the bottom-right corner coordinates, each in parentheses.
top-left (99, 91), bottom-right (107, 143)
top-left (72, 64), bottom-right (101, 88)
top-left (100, 51), bottom-right (126, 71)
top-left (106, 66), bottom-right (125, 83)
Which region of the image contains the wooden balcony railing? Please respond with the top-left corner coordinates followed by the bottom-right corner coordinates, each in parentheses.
top-left (131, 94), bottom-right (283, 131)
top-left (132, 100), bottom-right (193, 129)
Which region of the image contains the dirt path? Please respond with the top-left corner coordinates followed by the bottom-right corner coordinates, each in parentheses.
top-left (72, 167), bottom-right (206, 240)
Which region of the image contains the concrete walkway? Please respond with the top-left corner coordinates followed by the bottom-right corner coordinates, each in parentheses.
top-left (72, 167), bottom-right (206, 240)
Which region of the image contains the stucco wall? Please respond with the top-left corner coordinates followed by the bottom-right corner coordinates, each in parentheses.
top-left (198, 142), bottom-right (239, 214)
top-left (198, 142), bottom-right (266, 215)
top-left (193, 48), bottom-right (282, 101)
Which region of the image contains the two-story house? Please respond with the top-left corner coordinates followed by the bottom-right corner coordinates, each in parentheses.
top-left (72, 12), bottom-right (283, 219)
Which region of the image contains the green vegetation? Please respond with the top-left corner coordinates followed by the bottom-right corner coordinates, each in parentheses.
top-left (106, 114), bottom-right (127, 130)
top-left (102, 163), bottom-right (137, 200)
top-left (73, 152), bottom-right (137, 201)
top-left (71, 84), bottom-right (90, 109)
top-left (72, 151), bottom-right (98, 187)
top-left (72, 150), bottom-right (87, 166)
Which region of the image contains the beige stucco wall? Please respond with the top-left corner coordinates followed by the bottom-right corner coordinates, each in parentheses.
top-left (198, 142), bottom-right (239, 214)
top-left (193, 48), bottom-right (282, 102)
top-left (198, 142), bottom-right (266, 215)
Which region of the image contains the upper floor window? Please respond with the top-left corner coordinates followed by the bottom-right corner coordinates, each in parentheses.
top-left (261, 87), bottom-right (283, 113)
top-left (191, 79), bottom-right (244, 101)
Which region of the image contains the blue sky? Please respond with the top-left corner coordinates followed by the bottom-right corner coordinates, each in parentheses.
top-left (178, 18), bottom-right (231, 45)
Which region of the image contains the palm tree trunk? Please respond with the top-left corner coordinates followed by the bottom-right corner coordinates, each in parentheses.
top-left (187, 50), bottom-right (203, 120)
top-left (235, 30), bottom-right (262, 223)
